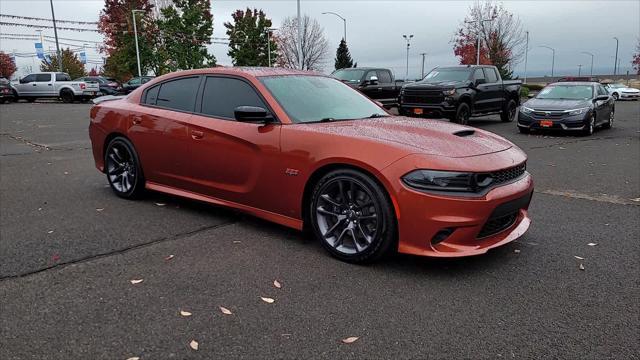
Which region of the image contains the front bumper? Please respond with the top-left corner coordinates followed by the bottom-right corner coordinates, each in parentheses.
top-left (398, 101), bottom-right (457, 118)
top-left (619, 92), bottom-right (639, 100)
top-left (517, 111), bottom-right (589, 131)
top-left (382, 150), bottom-right (534, 257)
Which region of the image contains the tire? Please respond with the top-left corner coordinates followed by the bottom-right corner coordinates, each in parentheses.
top-left (602, 108), bottom-right (614, 129)
top-left (612, 93), bottom-right (619, 100)
top-left (60, 89), bottom-right (74, 103)
top-left (309, 169), bottom-right (396, 263)
top-left (582, 113), bottom-right (595, 136)
top-left (518, 127), bottom-right (530, 134)
top-left (501, 99), bottom-right (517, 122)
top-left (450, 102), bottom-right (471, 125)
top-left (104, 137), bottom-right (145, 199)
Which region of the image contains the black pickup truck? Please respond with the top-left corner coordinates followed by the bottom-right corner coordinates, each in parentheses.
top-left (398, 65), bottom-right (521, 124)
top-left (331, 67), bottom-right (404, 108)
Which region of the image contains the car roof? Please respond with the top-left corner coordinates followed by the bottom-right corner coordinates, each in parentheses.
top-left (548, 82), bottom-right (598, 86)
top-left (156, 67), bottom-right (323, 79)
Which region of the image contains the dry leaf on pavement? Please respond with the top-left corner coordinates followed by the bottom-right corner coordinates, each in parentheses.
top-left (260, 297), bottom-right (275, 303)
top-left (587, 243), bottom-right (598, 246)
top-left (126, 357), bottom-right (140, 360)
top-left (164, 254), bottom-right (174, 261)
top-left (180, 310), bottom-right (192, 317)
top-left (189, 340), bottom-right (199, 350)
top-left (47, 230), bottom-right (54, 234)
top-left (579, 263), bottom-right (585, 271)
top-left (155, 202), bottom-right (166, 207)
top-left (273, 280), bottom-right (282, 288)
top-left (574, 256), bottom-right (584, 260)
top-left (342, 336), bottom-right (359, 344)
top-left (96, 208), bottom-right (104, 212)
top-left (219, 306), bottom-right (232, 315)
top-left (130, 279), bottom-right (144, 284)
top-left (513, 249), bottom-right (521, 254)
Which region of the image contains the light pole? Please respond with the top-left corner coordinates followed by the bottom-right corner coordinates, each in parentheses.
top-left (49, 0), bottom-right (62, 71)
top-left (402, 34), bottom-right (413, 81)
top-left (581, 51), bottom-right (594, 76)
top-left (132, 9), bottom-right (144, 77)
top-left (266, 28), bottom-right (278, 67)
top-left (322, 12), bottom-right (346, 42)
top-left (297, 0), bottom-right (303, 70)
top-left (577, 64), bottom-right (583, 76)
top-left (419, 52), bottom-right (427, 79)
top-left (539, 45), bottom-right (555, 78)
top-left (613, 37), bottom-right (619, 75)
top-left (523, 30), bottom-right (529, 84)
top-left (466, 17), bottom-right (494, 65)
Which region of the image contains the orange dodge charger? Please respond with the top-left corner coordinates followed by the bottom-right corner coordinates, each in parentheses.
top-left (89, 67), bottom-right (533, 263)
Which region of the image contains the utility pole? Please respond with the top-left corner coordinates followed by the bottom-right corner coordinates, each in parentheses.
top-left (132, 10), bottom-right (144, 77)
top-left (402, 34), bottom-right (413, 81)
top-left (297, 0), bottom-right (303, 70)
top-left (613, 37), bottom-right (619, 75)
top-left (523, 30), bottom-right (529, 84)
top-left (49, 0), bottom-right (62, 72)
top-left (419, 52), bottom-right (427, 79)
top-left (266, 28), bottom-right (278, 67)
top-left (539, 45), bottom-right (555, 78)
top-left (577, 64), bottom-right (582, 76)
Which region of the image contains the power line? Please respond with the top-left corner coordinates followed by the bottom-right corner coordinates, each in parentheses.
top-left (0, 21), bottom-right (99, 32)
top-left (0, 13), bottom-right (98, 25)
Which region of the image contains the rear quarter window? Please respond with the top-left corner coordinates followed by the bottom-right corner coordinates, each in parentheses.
top-left (155, 76), bottom-right (200, 112)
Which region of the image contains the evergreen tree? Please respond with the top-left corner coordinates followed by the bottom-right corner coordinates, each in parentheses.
top-left (334, 39), bottom-right (354, 70)
top-left (224, 8), bottom-right (277, 66)
top-left (40, 48), bottom-right (86, 79)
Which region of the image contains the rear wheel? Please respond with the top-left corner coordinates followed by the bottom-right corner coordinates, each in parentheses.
top-left (309, 169), bottom-right (396, 263)
top-left (501, 99), bottom-right (517, 122)
top-left (60, 89), bottom-right (74, 103)
top-left (450, 103), bottom-right (471, 125)
top-left (105, 137), bottom-right (145, 199)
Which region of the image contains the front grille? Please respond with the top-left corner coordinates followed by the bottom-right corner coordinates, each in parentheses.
top-left (403, 89), bottom-right (444, 104)
top-left (477, 213), bottom-right (518, 238)
top-left (532, 110), bottom-right (565, 119)
top-left (489, 163), bottom-right (526, 186)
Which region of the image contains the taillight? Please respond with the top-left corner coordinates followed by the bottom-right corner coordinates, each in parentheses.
top-left (80, 83), bottom-right (86, 90)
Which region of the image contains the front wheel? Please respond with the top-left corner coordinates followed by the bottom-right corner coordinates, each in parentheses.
top-left (612, 93), bottom-right (619, 100)
top-left (105, 137), bottom-right (145, 199)
top-left (450, 103), bottom-right (471, 125)
top-left (602, 108), bottom-right (614, 129)
top-left (501, 99), bottom-right (517, 122)
top-left (60, 89), bottom-right (74, 103)
top-left (582, 113), bottom-right (595, 136)
top-left (309, 169), bottom-right (396, 263)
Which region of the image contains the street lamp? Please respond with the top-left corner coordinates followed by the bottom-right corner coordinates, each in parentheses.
top-left (266, 28), bottom-right (278, 67)
top-left (580, 51), bottom-right (594, 76)
top-left (577, 64), bottom-right (583, 76)
top-left (523, 30), bottom-right (529, 84)
top-left (322, 12), bottom-right (346, 42)
top-left (465, 17), bottom-right (495, 65)
top-left (49, 0), bottom-right (62, 72)
top-left (613, 37), bottom-right (619, 75)
top-left (419, 52), bottom-right (427, 79)
top-left (402, 35), bottom-right (413, 81)
top-left (132, 9), bottom-right (145, 77)
top-left (539, 45), bottom-right (555, 78)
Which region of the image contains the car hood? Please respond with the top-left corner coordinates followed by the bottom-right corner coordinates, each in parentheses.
top-left (404, 80), bottom-right (467, 90)
top-left (524, 98), bottom-right (590, 110)
top-left (620, 87), bottom-right (640, 92)
top-left (302, 117), bottom-right (513, 158)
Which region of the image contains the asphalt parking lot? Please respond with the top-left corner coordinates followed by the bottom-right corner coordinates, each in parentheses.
top-left (1, 100), bottom-right (638, 359)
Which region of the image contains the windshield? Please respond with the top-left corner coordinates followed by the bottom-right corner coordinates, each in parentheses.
top-left (260, 75), bottom-right (388, 123)
top-left (608, 83), bottom-right (625, 89)
top-left (424, 69), bottom-right (470, 82)
top-left (332, 69), bottom-right (365, 83)
top-left (537, 85), bottom-right (593, 100)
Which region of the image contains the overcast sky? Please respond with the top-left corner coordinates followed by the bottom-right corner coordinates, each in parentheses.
top-left (1, 0), bottom-right (638, 79)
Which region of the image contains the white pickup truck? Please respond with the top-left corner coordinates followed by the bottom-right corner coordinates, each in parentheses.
top-left (12, 72), bottom-right (100, 103)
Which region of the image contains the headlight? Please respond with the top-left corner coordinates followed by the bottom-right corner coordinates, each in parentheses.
top-left (442, 89), bottom-right (455, 96)
top-left (400, 88), bottom-right (405, 95)
top-left (567, 107), bottom-right (589, 116)
top-left (402, 170), bottom-right (493, 193)
top-left (520, 106), bottom-right (534, 115)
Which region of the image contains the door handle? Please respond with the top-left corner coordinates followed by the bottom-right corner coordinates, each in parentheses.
top-left (32, 83), bottom-right (37, 86)
top-left (48, 84), bottom-right (52, 86)
top-left (191, 130), bottom-right (204, 139)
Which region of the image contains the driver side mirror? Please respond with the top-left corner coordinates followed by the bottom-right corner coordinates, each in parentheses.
top-left (475, 78), bottom-right (486, 86)
top-left (19, 77), bottom-right (27, 84)
top-left (595, 95), bottom-right (610, 101)
top-left (367, 75), bottom-right (378, 85)
top-left (234, 106), bottom-right (274, 123)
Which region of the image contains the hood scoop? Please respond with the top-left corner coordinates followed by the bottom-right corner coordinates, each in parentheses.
top-left (453, 129), bottom-right (475, 137)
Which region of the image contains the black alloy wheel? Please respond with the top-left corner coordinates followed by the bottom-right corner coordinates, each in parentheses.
top-left (501, 99), bottom-right (517, 122)
top-left (602, 108), bottom-right (614, 129)
top-left (452, 103), bottom-right (471, 125)
top-left (105, 137), bottom-right (145, 199)
top-left (582, 113), bottom-right (596, 136)
top-left (60, 89), bottom-right (74, 103)
top-left (310, 169), bottom-right (396, 263)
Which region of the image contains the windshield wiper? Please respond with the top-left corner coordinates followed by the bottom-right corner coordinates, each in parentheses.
top-left (319, 117), bottom-right (337, 122)
top-left (368, 113), bottom-right (389, 118)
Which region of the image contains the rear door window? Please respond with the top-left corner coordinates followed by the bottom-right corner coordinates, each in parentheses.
top-left (35, 74), bottom-right (52, 82)
top-left (55, 73), bottom-right (71, 81)
top-left (378, 70), bottom-right (392, 83)
top-left (155, 76), bottom-right (200, 112)
top-left (200, 77), bottom-right (267, 119)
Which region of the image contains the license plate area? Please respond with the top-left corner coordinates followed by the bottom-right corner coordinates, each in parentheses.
top-left (539, 120), bottom-right (553, 127)
top-left (413, 108), bottom-right (423, 115)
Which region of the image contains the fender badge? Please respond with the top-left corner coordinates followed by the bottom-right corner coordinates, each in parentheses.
top-left (285, 168), bottom-right (299, 176)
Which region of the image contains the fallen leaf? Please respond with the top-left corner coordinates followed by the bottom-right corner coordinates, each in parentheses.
top-left (513, 249), bottom-right (521, 254)
top-left (126, 357), bottom-right (140, 360)
top-left (38, 207), bottom-right (42, 211)
top-left (47, 230), bottom-right (54, 234)
top-left (232, 240), bottom-right (241, 244)
top-left (51, 254), bottom-right (61, 262)
top-left (631, 198), bottom-right (640, 202)
top-left (189, 340), bottom-right (199, 351)
top-left (219, 306), bottom-right (232, 315)
top-left (342, 336), bottom-right (359, 344)
top-left (96, 208), bottom-right (104, 212)
top-left (579, 263), bottom-right (585, 271)
top-left (260, 297), bottom-right (275, 304)
top-left (574, 256), bottom-right (584, 260)
top-left (130, 279), bottom-right (144, 284)
top-left (63, 171), bottom-right (69, 175)
top-left (180, 310), bottom-right (192, 317)
top-left (558, 147), bottom-right (566, 150)
top-left (155, 202), bottom-right (166, 207)
top-left (587, 243), bottom-right (598, 246)
top-left (273, 280), bottom-right (282, 289)
top-left (164, 254), bottom-right (174, 261)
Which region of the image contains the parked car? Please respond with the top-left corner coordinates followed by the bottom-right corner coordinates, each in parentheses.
top-left (517, 82), bottom-right (614, 136)
top-left (75, 76), bottom-right (122, 96)
top-left (12, 72), bottom-right (100, 103)
top-left (120, 76), bottom-right (154, 94)
top-left (331, 68), bottom-right (404, 108)
top-left (398, 65), bottom-right (521, 124)
top-left (89, 67), bottom-right (533, 263)
top-left (0, 77), bottom-right (15, 103)
top-left (603, 83), bottom-right (640, 100)
top-left (555, 76), bottom-right (600, 83)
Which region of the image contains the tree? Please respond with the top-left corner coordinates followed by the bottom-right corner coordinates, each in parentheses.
top-left (632, 38), bottom-right (640, 75)
top-left (156, 0), bottom-right (216, 73)
top-left (0, 52), bottom-right (17, 79)
top-left (275, 15), bottom-right (329, 71)
top-left (224, 8), bottom-right (276, 66)
top-left (334, 39), bottom-right (354, 70)
top-left (40, 48), bottom-right (86, 79)
top-left (452, 1), bottom-right (525, 79)
top-left (98, 0), bottom-right (156, 80)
